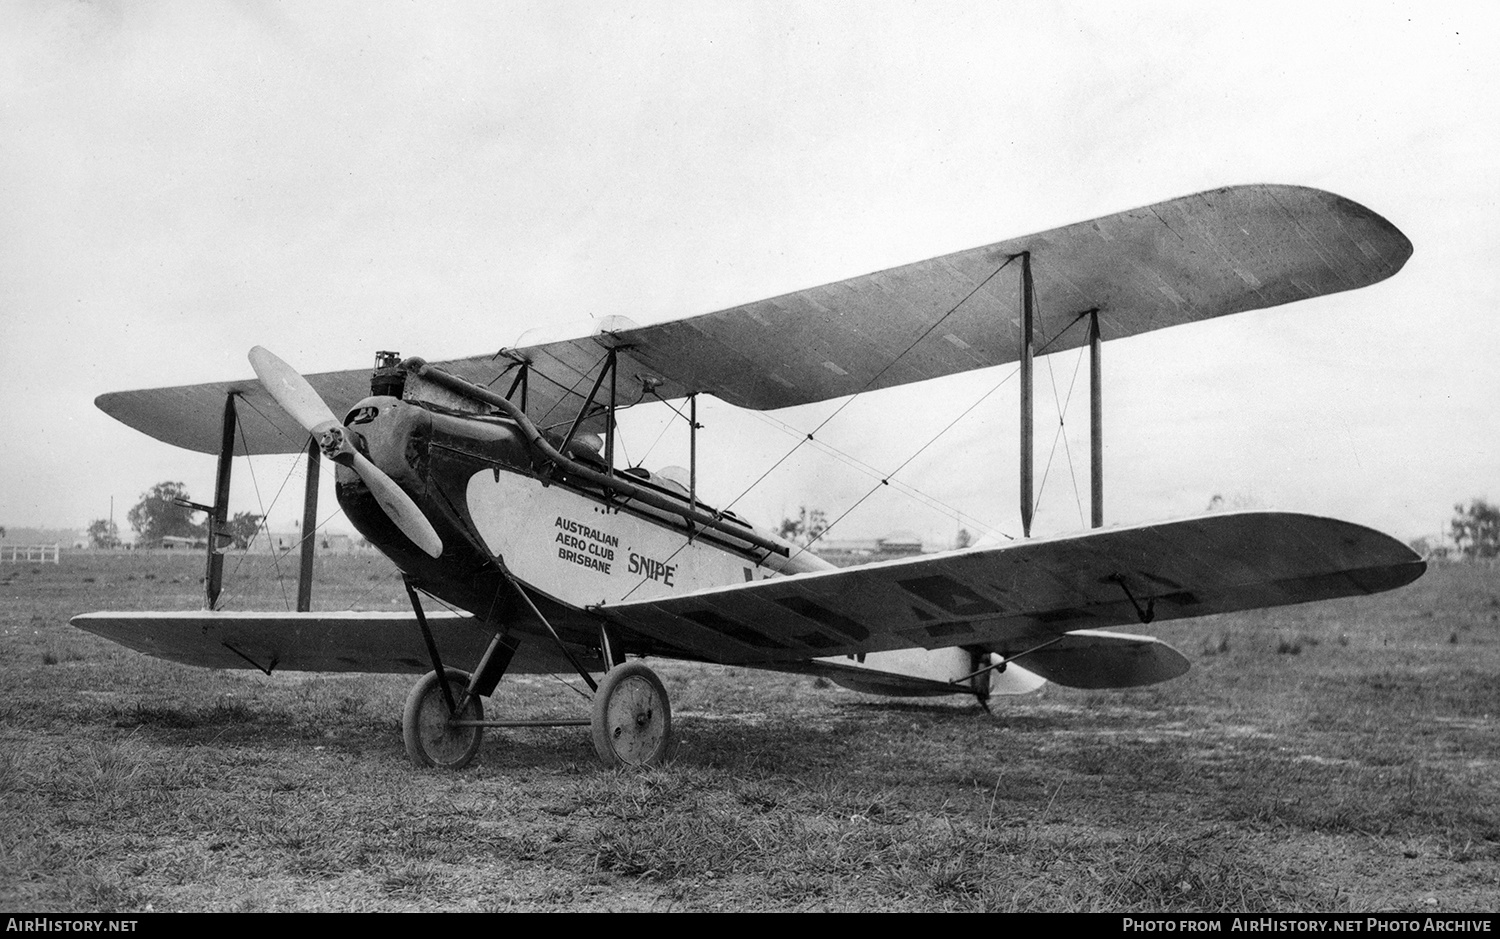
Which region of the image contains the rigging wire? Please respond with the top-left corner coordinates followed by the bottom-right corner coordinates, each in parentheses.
top-left (720, 254), bottom-right (1021, 516)
top-left (215, 389), bottom-right (327, 610)
top-left (632, 397), bottom-right (683, 468)
top-left (615, 271), bottom-right (1101, 598)
top-left (743, 408), bottom-right (1011, 544)
top-left (305, 507), bottom-right (393, 612)
top-left (216, 437), bottom-right (378, 614)
top-left (220, 426), bottom-right (302, 611)
top-left (631, 388), bottom-right (706, 472)
top-left (793, 308), bottom-right (1095, 556)
top-left (233, 393), bottom-right (303, 449)
top-left (530, 350), bottom-right (610, 430)
top-left (613, 421), bottom-right (634, 469)
top-left (1033, 342), bottom-right (1088, 529)
top-left (617, 258), bottom-right (1022, 602)
top-left (791, 364), bottom-right (1021, 560)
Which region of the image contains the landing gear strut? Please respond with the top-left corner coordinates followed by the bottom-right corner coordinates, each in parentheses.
top-left (399, 659), bottom-right (674, 770)
top-left (401, 578), bottom-right (674, 769)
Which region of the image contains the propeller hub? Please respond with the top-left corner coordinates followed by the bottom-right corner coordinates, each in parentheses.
top-left (249, 346), bottom-right (444, 559)
top-left (316, 424), bottom-right (353, 463)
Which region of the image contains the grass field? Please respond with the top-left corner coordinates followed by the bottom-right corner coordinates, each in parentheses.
top-left (2, 550), bottom-right (1497, 912)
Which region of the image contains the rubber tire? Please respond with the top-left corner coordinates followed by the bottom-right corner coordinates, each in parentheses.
top-left (590, 661), bottom-right (672, 768)
top-left (403, 668), bottom-right (484, 769)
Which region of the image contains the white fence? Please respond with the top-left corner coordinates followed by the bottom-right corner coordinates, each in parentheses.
top-left (1, 544), bottom-right (61, 563)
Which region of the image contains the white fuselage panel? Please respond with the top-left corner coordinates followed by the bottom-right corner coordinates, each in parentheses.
top-left (465, 470), bottom-right (781, 607)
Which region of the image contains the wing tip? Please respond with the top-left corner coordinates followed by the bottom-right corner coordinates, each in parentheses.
top-left (1259, 182), bottom-right (1414, 281)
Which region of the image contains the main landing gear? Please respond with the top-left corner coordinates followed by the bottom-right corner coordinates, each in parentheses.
top-left (399, 660), bottom-right (673, 770)
top-left (399, 577), bottom-right (672, 770)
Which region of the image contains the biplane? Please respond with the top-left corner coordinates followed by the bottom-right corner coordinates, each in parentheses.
top-left (72, 184), bottom-right (1425, 770)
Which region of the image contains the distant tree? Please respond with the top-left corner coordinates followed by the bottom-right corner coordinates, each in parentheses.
top-left (87, 518), bottom-right (121, 549)
top-left (127, 482), bottom-right (206, 547)
top-left (1450, 499), bottom-right (1500, 560)
top-left (1407, 535), bottom-right (1452, 561)
top-left (777, 505), bottom-right (828, 547)
top-left (954, 528), bottom-right (973, 550)
top-left (225, 512), bottom-right (265, 550)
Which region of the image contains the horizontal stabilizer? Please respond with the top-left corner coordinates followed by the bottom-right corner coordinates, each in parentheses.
top-left (798, 647), bottom-right (1047, 698)
top-left (1005, 629), bottom-right (1189, 689)
top-left (778, 632), bottom-right (1181, 695)
top-left (70, 610), bottom-right (596, 675)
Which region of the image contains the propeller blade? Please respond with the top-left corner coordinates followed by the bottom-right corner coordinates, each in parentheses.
top-left (349, 450), bottom-right (444, 558)
top-left (248, 346), bottom-right (339, 435)
top-left (248, 346), bottom-right (444, 559)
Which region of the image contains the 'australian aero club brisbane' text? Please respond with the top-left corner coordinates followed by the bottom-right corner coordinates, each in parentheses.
top-left (554, 515), bottom-right (677, 585)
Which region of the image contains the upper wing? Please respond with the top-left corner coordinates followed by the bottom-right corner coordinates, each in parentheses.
top-left (509, 184), bottom-right (1410, 410)
top-left (96, 185), bottom-right (1409, 454)
top-left (94, 355), bottom-right (564, 457)
top-left (69, 610), bottom-right (599, 675)
top-left (598, 512), bottom-right (1425, 667)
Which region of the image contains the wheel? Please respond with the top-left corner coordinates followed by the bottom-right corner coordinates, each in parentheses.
top-left (591, 661), bottom-right (672, 768)
top-left (403, 668), bottom-right (484, 769)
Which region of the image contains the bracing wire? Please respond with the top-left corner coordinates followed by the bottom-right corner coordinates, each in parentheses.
top-left (633, 403), bottom-right (680, 468)
top-left (217, 430), bottom-right (380, 613)
top-left (532, 351), bottom-right (610, 430)
top-left (793, 307), bottom-right (1095, 555)
top-left (618, 257), bottom-right (1025, 602)
top-left (791, 364), bottom-right (1021, 560)
top-left (219, 423), bottom-right (304, 611)
top-left (613, 423), bottom-right (633, 469)
top-left (720, 254), bottom-right (1021, 515)
top-left (743, 409), bottom-right (1011, 544)
top-left (618, 272), bottom-right (1101, 597)
top-left (1034, 342), bottom-right (1088, 528)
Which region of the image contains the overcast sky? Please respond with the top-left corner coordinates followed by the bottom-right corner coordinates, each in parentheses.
top-left (1, 0), bottom-right (1495, 549)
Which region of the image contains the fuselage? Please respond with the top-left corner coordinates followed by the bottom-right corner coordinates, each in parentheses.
top-left (332, 393), bottom-right (829, 656)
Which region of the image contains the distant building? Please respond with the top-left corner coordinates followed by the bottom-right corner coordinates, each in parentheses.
top-left (159, 534), bottom-right (208, 551)
top-left (320, 533), bottom-right (357, 554)
top-left (2, 527), bottom-right (86, 548)
top-left (814, 533), bottom-right (927, 568)
top-left (242, 530), bottom-right (363, 555)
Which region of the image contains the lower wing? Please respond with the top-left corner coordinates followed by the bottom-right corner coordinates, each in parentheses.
top-left (596, 512), bottom-right (1424, 683)
top-left (72, 512), bottom-right (1422, 690)
top-left (69, 610), bottom-right (599, 675)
